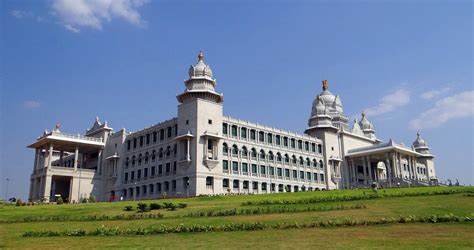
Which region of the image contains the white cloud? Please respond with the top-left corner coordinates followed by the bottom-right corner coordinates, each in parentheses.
top-left (50, 0), bottom-right (149, 33)
top-left (409, 91), bottom-right (474, 130)
top-left (420, 87), bottom-right (451, 100)
top-left (24, 101), bottom-right (41, 109)
top-left (365, 89), bottom-right (410, 117)
top-left (11, 10), bottom-right (34, 19)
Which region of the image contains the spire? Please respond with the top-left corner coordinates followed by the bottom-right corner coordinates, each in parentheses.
top-left (198, 50), bottom-right (204, 62)
top-left (362, 110), bottom-right (366, 118)
top-left (322, 79), bottom-right (328, 91)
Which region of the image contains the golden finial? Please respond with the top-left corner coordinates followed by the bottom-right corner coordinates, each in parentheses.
top-left (198, 50), bottom-right (204, 61)
top-left (322, 80), bottom-right (328, 91)
top-left (317, 95), bottom-right (321, 102)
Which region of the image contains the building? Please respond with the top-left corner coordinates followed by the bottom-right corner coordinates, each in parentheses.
top-left (27, 51), bottom-right (438, 203)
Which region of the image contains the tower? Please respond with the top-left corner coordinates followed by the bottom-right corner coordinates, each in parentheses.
top-left (176, 51), bottom-right (224, 196)
top-left (412, 132), bottom-right (437, 185)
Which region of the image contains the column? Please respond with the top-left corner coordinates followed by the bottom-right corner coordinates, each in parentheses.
top-left (74, 147), bottom-right (79, 172)
top-left (366, 157), bottom-right (373, 184)
top-left (98, 149), bottom-right (103, 174)
top-left (385, 156), bottom-right (392, 188)
top-left (43, 175), bottom-right (52, 202)
top-left (33, 149), bottom-right (40, 172)
top-left (362, 157), bottom-right (368, 185)
top-left (351, 159), bottom-right (356, 184)
top-left (186, 138), bottom-right (190, 161)
top-left (391, 153), bottom-right (397, 179)
top-left (412, 156), bottom-right (418, 180)
top-left (47, 144), bottom-right (53, 168)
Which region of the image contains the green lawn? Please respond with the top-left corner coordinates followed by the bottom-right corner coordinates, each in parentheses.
top-left (1, 187), bottom-right (473, 249)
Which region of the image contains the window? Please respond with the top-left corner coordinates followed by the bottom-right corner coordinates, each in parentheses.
top-left (172, 180), bottom-right (176, 190)
top-left (320, 174), bottom-right (325, 182)
top-left (208, 119), bottom-right (212, 125)
top-left (223, 179), bottom-right (229, 188)
top-left (233, 180), bottom-right (239, 189)
top-left (223, 143), bottom-right (229, 154)
top-left (251, 164), bottom-right (257, 174)
top-left (313, 159), bottom-right (318, 168)
top-left (268, 151), bottom-right (274, 161)
top-left (284, 154), bottom-right (290, 163)
top-left (158, 165), bottom-right (163, 175)
top-left (223, 160), bottom-right (229, 171)
top-left (222, 123), bottom-right (228, 135)
top-left (261, 182), bottom-right (267, 191)
top-left (298, 140), bottom-right (302, 150)
top-left (269, 166), bottom-right (275, 176)
top-left (252, 181), bottom-right (258, 190)
top-left (292, 170), bottom-right (297, 179)
top-left (133, 138), bottom-right (137, 149)
top-left (149, 184), bottom-right (154, 193)
top-left (160, 129), bottom-right (164, 140)
top-left (292, 155), bottom-right (297, 164)
top-left (142, 185), bottom-right (147, 195)
top-left (250, 129), bottom-right (256, 140)
top-left (314, 173), bottom-right (318, 181)
top-left (124, 172), bottom-right (129, 182)
top-left (306, 158), bottom-right (311, 167)
top-left (131, 171), bottom-right (135, 180)
top-left (146, 134), bottom-right (150, 145)
top-left (283, 137), bottom-right (289, 147)
top-left (251, 148), bottom-right (257, 158)
top-left (137, 169), bottom-right (142, 179)
top-left (232, 161), bottom-right (239, 172)
top-left (305, 142), bottom-right (309, 151)
top-left (145, 152), bottom-right (149, 164)
top-left (259, 150), bottom-right (265, 160)
top-left (206, 176), bottom-right (214, 187)
top-left (232, 144), bottom-right (239, 155)
top-left (277, 167), bottom-right (282, 177)
top-left (125, 157), bottom-right (129, 167)
top-left (167, 127), bottom-right (172, 138)
top-left (275, 135), bottom-right (281, 145)
top-left (151, 166), bottom-right (156, 176)
top-left (157, 183), bottom-right (162, 192)
top-left (290, 138), bottom-right (296, 148)
top-left (242, 163), bottom-right (248, 173)
top-left (144, 168), bottom-right (148, 178)
top-left (260, 165), bottom-right (266, 175)
top-left (127, 140), bottom-right (131, 151)
top-left (166, 163), bottom-right (170, 173)
top-left (307, 172), bottom-right (311, 180)
top-left (267, 133), bottom-right (273, 144)
top-left (241, 127), bottom-right (247, 139)
top-left (164, 181), bottom-right (169, 191)
top-left (277, 153), bottom-right (282, 162)
top-left (319, 160), bottom-right (324, 170)
top-left (140, 136), bottom-right (144, 147)
top-left (300, 171), bottom-right (304, 180)
top-left (153, 131), bottom-right (157, 142)
top-left (241, 146), bottom-right (248, 157)
top-left (173, 161), bottom-right (177, 173)
top-left (299, 157), bottom-right (304, 166)
top-left (318, 144), bottom-right (322, 153)
top-left (138, 154), bottom-right (142, 165)
top-left (243, 181), bottom-right (249, 189)
top-left (285, 169), bottom-right (290, 178)
top-left (231, 125), bottom-right (238, 136)
top-left (258, 131), bottom-right (265, 142)
top-left (186, 120), bottom-right (189, 125)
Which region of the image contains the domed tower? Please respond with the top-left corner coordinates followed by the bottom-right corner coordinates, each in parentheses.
top-left (309, 80), bottom-right (349, 131)
top-left (412, 132), bottom-right (437, 185)
top-left (176, 50), bottom-right (225, 196)
top-left (359, 111), bottom-right (376, 139)
top-left (308, 96), bottom-right (333, 128)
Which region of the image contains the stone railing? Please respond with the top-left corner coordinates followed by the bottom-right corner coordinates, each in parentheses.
top-left (49, 131), bottom-right (103, 143)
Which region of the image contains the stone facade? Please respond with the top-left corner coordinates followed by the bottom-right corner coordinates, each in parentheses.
top-left (27, 51), bottom-right (438, 202)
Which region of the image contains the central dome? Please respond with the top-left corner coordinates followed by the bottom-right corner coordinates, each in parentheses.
top-left (312, 80), bottom-right (344, 113)
top-left (188, 50), bottom-right (213, 79)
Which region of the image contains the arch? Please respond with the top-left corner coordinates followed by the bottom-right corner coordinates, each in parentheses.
top-left (299, 156), bottom-right (304, 166)
top-left (145, 152), bottom-right (149, 163)
top-left (313, 159), bottom-right (318, 168)
top-left (319, 160), bottom-right (324, 170)
top-left (223, 143), bottom-right (229, 154)
top-left (166, 146), bottom-right (171, 157)
top-left (259, 149), bottom-right (266, 160)
top-left (158, 148), bottom-right (164, 159)
top-left (268, 151), bottom-right (274, 161)
top-left (251, 148), bottom-right (257, 158)
top-left (306, 157), bottom-right (311, 167)
top-left (276, 152), bottom-right (282, 162)
top-left (292, 155), bottom-right (297, 164)
top-left (258, 131), bottom-right (265, 142)
top-left (151, 150), bottom-right (156, 161)
top-left (284, 154), bottom-right (290, 163)
top-left (241, 146), bottom-right (248, 157)
top-left (240, 127), bottom-right (247, 139)
top-left (132, 155), bottom-right (136, 166)
top-left (232, 144), bottom-right (239, 155)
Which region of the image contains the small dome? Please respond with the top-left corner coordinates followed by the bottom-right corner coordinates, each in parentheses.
top-left (413, 131), bottom-right (428, 148)
top-left (312, 96), bottom-right (326, 115)
top-left (188, 50), bottom-right (213, 79)
top-left (359, 111), bottom-right (374, 130)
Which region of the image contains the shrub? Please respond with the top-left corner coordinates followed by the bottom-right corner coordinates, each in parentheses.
top-left (15, 199), bottom-right (23, 206)
top-left (137, 203), bottom-right (150, 213)
top-left (167, 203), bottom-right (178, 211)
top-left (81, 197), bottom-right (88, 203)
top-left (150, 203), bottom-right (162, 210)
top-left (124, 206), bottom-right (134, 211)
top-left (89, 195), bottom-right (96, 203)
top-left (178, 203), bottom-right (187, 209)
top-left (56, 197), bottom-right (64, 205)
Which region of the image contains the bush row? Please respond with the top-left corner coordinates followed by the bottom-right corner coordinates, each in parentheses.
top-left (242, 188), bottom-right (473, 205)
top-left (126, 202), bottom-right (187, 212)
top-left (183, 204), bottom-right (366, 218)
top-left (22, 213), bottom-right (473, 237)
top-left (3, 213), bottom-right (164, 223)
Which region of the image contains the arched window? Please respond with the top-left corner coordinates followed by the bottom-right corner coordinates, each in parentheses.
top-left (173, 144), bottom-right (177, 156)
top-left (299, 156), bottom-right (304, 166)
top-left (231, 125), bottom-right (238, 137)
top-left (284, 154), bottom-right (290, 163)
top-left (276, 152), bottom-right (282, 162)
top-left (306, 157), bottom-right (311, 167)
top-left (145, 152), bottom-right (149, 164)
top-left (223, 143), bottom-right (229, 154)
top-left (259, 149), bottom-right (266, 160)
top-left (132, 155), bottom-right (136, 166)
top-left (158, 148), bottom-right (164, 159)
top-left (241, 146), bottom-right (248, 157)
top-left (313, 159), bottom-right (318, 168)
top-left (151, 150), bottom-right (156, 162)
top-left (318, 144), bottom-right (322, 154)
top-left (292, 155), bottom-right (297, 164)
top-left (251, 148), bottom-right (257, 158)
top-left (125, 157), bottom-right (129, 167)
top-left (166, 146), bottom-right (171, 157)
top-left (138, 154), bottom-right (142, 165)
top-left (319, 160), bottom-right (324, 170)
top-left (268, 151), bottom-right (274, 161)
top-left (232, 144), bottom-right (239, 155)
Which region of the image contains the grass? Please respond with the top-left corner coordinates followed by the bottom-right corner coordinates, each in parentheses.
top-left (0, 186), bottom-right (473, 248)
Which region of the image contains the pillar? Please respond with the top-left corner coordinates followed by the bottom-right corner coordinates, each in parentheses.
top-left (98, 149), bottom-right (103, 174)
top-left (47, 144), bottom-right (53, 168)
top-left (34, 149), bottom-right (40, 172)
top-left (362, 157), bottom-right (368, 185)
top-left (186, 138), bottom-right (190, 161)
top-left (43, 175), bottom-right (52, 202)
top-left (385, 157), bottom-right (392, 188)
top-left (366, 157), bottom-right (373, 184)
top-left (74, 146), bottom-right (79, 171)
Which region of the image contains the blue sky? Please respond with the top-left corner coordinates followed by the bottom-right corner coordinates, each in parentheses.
top-left (1, 0), bottom-right (473, 199)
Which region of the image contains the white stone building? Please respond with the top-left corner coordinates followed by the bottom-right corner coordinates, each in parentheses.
top-left (27, 51), bottom-right (438, 203)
